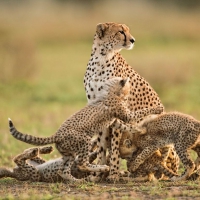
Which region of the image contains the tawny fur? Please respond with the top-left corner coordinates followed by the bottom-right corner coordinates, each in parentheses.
top-left (83, 22), bottom-right (178, 180)
top-left (0, 146), bottom-right (92, 183)
top-left (111, 112), bottom-right (200, 181)
top-left (9, 77), bottom-right (162, 182)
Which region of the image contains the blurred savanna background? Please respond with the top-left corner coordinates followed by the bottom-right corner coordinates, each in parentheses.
top-left (0, 0), bottom-right (200, 171)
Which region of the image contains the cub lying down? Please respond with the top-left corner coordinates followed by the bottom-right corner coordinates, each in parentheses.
top-left (0, 146), bottom-right (96, 183)
top-left (0, 144), bottom-right (177, 183)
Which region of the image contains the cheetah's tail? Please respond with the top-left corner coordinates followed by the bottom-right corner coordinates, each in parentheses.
top-left (8, 118), bottom-right (56, 146)
top-left (0, 167), bottom-right (16, 179)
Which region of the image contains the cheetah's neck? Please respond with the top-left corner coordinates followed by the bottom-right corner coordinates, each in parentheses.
top-left (84, 35), bottom-right (131, 102)
top-left (89, 34), bottom-right (127, 74)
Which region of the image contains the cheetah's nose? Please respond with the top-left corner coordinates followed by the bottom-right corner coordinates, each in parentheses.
top-left (130, 38), bottom-right (135, 44)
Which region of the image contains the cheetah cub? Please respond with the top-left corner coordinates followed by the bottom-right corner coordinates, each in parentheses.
top-left (0, 146), bottom-right (92, 183)
top-left (126, 146), bottom-right (180, 181)
top-left (9, 77), bottom-right (162, 182)
top-left (118, 133), bottom-right (180, 181)
top-left (111, 112), bottom-right (200, 181)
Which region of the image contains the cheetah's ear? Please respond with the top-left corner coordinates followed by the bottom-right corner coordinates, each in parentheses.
top-left (120, 78), bottom-right (129, 87)
top-left (96, 23), bottom-right (108, 39)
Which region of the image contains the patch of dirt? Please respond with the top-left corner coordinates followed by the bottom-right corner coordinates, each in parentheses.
top-left (1, 179), bottom-right (200, 200)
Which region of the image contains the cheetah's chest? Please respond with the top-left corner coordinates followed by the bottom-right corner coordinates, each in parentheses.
top-left (85, 58), bottom-right (125, 102)
top-left (84, 51), bottom-right (163, 113)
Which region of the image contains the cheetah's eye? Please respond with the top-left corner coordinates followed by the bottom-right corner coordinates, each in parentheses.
top-left (119, 31), bottom-right (124, 35)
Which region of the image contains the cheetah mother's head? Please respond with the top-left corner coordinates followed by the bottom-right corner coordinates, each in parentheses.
top-left (95, 22), bottom-right (135, 52)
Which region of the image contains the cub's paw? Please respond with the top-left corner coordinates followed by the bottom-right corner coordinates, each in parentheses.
top-left (24, 147), bottom-right (39, 157)
top-left (87, 174), bottom-right (102, 183)
top-left (39, 146), bottom-right (54, 154)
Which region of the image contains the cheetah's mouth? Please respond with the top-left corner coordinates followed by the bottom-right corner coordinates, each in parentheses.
top-left (125, 43), bottom-right (134, 50)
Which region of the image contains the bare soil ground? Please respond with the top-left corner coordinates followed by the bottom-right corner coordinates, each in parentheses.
top-left (1, 179), bottom-right (200, 200)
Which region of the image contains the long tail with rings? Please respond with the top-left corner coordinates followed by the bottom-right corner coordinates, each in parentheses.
top-left (8, 118), bottom-right (56, 146)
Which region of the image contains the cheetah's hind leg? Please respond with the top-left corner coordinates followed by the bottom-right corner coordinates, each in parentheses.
top-left (129, 145), bottom-right (159, 173)
top-left (171, 144), bottom-right (195, 181)
top-left (39, 146), bottom-right (54, 154)
top-left (192, 143), bottom-right (200, 170)
top-left (187, 143), bottom-right (200, 181)
top-left (57, 156), bottom-right (85, 183)
top-left (14, 147), bottom-right (39, 167)
top-left (76, 135), bottom-right (110, 173)
top-left (29, 146), bottom-right (54, 165)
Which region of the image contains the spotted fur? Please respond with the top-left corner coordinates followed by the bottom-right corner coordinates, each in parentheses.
top-left (0, 146), bottom-right (92, 183)
top-left (126, 147), bottom-right (179, 181)
top-left (111, 112), bottom-right (200, 181)
top-left (9, 77), bottom-right (162, 182)
top-left (83, 22), bottom-right (170, 180)
top-left (114, 128), bottom-right (180, 182)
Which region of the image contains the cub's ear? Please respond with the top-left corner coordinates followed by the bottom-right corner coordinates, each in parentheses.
top-left (96, 23), bottom-right (108, 39)
top-left (120, 78), bottom-right (129, 87)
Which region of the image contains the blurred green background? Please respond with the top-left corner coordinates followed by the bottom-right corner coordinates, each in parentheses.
top-left (0, 0), bottom-right (200, 166)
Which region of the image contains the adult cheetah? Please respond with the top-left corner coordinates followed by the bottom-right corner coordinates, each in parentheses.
top-left (9, 77), bottom-right (161, 182)
top-left (83, 22), bottom-right (177, 180)
top-left (111, 112), bottom-right (200, 181)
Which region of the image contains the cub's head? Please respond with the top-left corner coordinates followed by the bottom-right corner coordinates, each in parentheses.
top-left (105, 77), bottom-right (130, 101)
top-left (95, 22), bottom-right (135, 52)
top-left (119, 138), bottom-right (137, 159)
top-left (89, 77), bottom-right (130, 105)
